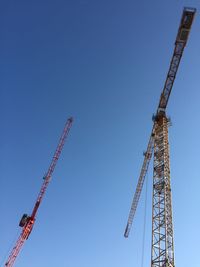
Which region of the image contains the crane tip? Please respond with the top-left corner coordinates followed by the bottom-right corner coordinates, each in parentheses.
top-left (184, 6), bottom-right (197, 13)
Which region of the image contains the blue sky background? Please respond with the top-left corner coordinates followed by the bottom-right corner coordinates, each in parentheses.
top-left (0, 1), bottom-right (200, 267)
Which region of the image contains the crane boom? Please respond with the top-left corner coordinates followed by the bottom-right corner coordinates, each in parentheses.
top-left (124, 134), bottom-right (153, 237)
top-left (5, 117), bottom-right (73, 267)
top-left (158, 7), bottom-right (196, 112)
top-left (124, 7), bottom-right (196, 238)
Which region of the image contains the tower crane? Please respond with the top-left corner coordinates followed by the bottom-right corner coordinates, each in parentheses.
top-left (124, 7), bottom-right (196, 267)
top-left (4, 117), bottom-right (73, 267)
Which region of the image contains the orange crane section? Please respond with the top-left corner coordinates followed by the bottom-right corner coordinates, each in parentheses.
top-left (5, 117), bottom-right (73, 267)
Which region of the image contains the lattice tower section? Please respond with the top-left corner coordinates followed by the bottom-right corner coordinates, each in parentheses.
top-left (151, 112), bottom-right (174, 267)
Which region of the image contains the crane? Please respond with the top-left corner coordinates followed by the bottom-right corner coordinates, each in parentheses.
top-left (124, 7), bottom-right (196, 267)
top-left (4, 117), bottom-right (73, 267)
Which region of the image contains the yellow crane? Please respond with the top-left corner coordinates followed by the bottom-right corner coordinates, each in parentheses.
top-left (124, 7), bottom-right (196, 267)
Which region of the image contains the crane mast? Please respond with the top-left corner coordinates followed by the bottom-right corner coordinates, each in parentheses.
top-left (124, 7), bottom-right (196, 267)
top-left (5, 117), bottom-right (73, 267)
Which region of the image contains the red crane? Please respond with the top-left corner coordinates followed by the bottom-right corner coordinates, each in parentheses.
top-left (5, 117), bottom-right (73, 267)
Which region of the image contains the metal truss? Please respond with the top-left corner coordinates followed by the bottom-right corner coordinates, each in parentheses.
top-left (151, 112), bottom-right (174, 267)
top-left (124, 7), bottom-right (196, 240)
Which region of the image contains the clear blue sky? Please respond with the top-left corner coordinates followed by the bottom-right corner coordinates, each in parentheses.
top-left (1, 1), bottom-right (200, 267)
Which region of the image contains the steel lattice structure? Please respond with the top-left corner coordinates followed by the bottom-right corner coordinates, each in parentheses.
top-left (124, 7), bottom-right (196, 267)
top-left (152, 112), bottom-right (174, 267)
top-left (5, 117), bottom-right (73, 267)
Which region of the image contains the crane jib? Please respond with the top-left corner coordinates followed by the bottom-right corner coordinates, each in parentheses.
top-left (158, 8), bottom-right (196, 112)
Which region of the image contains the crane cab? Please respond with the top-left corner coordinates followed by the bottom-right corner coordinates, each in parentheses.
top-left (19, 214), bottom-right (30, 227)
